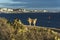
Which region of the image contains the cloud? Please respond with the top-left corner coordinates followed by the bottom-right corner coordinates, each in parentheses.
top-left (0, 0), bottom-right (28, 8)
top-left (0, 0), bottom-right (28, 7)
top-left (0, 5), bottom-right (26, 8)
top-left (0, 0), bottom-right (60, 9)
top-left (0, 1), bottom-right (27, 4)
top-left (0, 5), bottom-right (4, 7)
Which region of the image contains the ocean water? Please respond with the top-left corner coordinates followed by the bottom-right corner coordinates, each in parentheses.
top-left (0, 13), bottom-right (60, 28)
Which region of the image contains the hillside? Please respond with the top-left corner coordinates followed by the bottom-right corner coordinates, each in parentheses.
top-left (0, 17), bottom-right (60, 40)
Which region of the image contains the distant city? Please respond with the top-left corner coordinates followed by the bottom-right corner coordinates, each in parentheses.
top-left (0, 8), bottom-right (59, 13)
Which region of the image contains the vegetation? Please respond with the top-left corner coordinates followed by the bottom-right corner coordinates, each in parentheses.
top-left (0, 17), bottom-right (60, 40)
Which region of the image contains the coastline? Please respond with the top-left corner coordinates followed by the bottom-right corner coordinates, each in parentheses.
top-left (0, 8), bottom-right (58, 13)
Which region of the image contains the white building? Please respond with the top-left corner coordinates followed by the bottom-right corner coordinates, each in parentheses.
top-left (43, 10), bottom-right (48, 12)
top-left (22, 9), bottom-right (30, 12)
top-left (0, 8), bottom-right (8, 12)
top-left (34, 10), bottom-right (38, 12)
top-left (7, 8), bottom-right (13, 12)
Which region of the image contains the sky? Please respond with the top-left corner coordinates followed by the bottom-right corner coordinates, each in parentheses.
top-left (0, 0), bottom-right (60, 9)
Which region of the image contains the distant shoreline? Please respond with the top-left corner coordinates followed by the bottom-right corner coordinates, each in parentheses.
top-left (0, 11), bottom-right (48, 13)
top-left (0, 8), bottom-right (59, 13)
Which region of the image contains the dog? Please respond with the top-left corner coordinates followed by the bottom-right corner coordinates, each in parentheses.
top-left (27, 18), bottom-right (33, 26)
top-left (28, 18), bottom-right (37, 26)
top-left (33, 18), bottom-right (37, 26)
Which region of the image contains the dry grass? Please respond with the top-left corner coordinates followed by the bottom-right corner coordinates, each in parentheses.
top-left (0, 17), bottom-right (60, 40)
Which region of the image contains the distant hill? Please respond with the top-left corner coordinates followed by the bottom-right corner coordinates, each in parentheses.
top-left (0, 17), bottom-right (60, 40)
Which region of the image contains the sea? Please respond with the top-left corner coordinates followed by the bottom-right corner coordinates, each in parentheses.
top-left (0, 12), bottom-right (60, 28)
